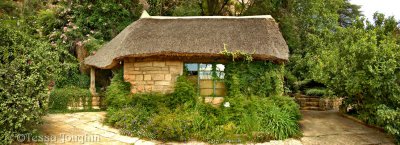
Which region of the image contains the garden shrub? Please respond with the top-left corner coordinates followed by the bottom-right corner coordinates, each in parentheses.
top-left (376, 105), bottom-right (400, 142)
top-left (283, 70), bottom-right (298, 94)
top-left (105, 106), bottom-right (153, 136)
top-left (224, 61), bottom-right (284, 97)
top-left (305, 88), bottom-right (329, 97)
top-left (104, 69), bottom-right (131, 109)
top-left (105, 61), bottom-right (299, 143)
top-left (169, 75), bottom-right (197, 108)
top-left (146, 111), bottom-right (194, 141)
top-left (105, 88), bottom-right (301, 143)
top-left (222, 96), bottom-right (301, 141)
top-left (309, 15), bottom-right (400, 142)
top-left (55, 67), bottom-right (90, 89)
top-left (256, 98), bottom-right (300, 140)
top-left (267, 96), bottom-right (302, 120)
top-left (0, 27), bottom-right (61, 144)
top-left (48, 86), bottom-right (92, 111)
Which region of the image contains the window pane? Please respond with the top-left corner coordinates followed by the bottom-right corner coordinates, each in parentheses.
top-left (199, 64), bottom-right (212, 79)
top-left (185, 63), bottom-right (198, 71)
top-left (216, 64), bottom-right (225, 71)
top-left (199, 71), bottom-right (212, 79)
top-left (216, 64), bottom-right (225, 79)
top-left (217, 71), bottom-right (225, 79)
top-left (185, 63), bottom-right (198, 75)
top-left (199, 64), bottom-right (212, 71)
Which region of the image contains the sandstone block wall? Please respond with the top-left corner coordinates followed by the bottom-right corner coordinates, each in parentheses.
top-left (124, 58), bottom-right (183, 94)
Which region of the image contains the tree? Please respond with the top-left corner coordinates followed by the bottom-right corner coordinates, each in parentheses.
top-left (0, 26), bottom-right (61, 144)
top-left (338, 0), bottom-right (362, 27)
top-left (310, 14), bottom-right (400, 141)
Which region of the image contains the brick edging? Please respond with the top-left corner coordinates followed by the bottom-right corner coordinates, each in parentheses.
top-left (339, 112), bottom-right (386, 133)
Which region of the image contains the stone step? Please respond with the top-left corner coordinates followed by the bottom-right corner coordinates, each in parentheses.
top-left (296, 95), bottom-right (320, 98)
top-left (296, 97), bottom-right (320, 102)
top-left (303, 101), bottom-right (319, 107)
top-left (301, 106), bottom-right (320, 111)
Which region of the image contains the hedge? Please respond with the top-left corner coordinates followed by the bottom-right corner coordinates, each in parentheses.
top-left (48, 86), bottom-right (92, 111)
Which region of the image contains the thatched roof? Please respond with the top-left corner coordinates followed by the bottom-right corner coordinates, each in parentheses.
top-left (84, 11), bottom-right (289, 69)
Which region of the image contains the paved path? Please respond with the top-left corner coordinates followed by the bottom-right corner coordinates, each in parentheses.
top-left (35, 111), bottom-right (395, 145)
top-left (38, 112), bottom-right (153, 145)
top-left (300, 110), bottom-right (395, 145)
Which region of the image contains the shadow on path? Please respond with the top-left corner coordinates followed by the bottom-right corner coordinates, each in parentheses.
top-left (300, 110), bottom-right (395, 145)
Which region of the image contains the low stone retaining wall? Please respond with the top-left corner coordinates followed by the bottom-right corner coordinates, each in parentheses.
top-left (319, 97), bottom-right (343, 111)
top-left (67, 96), bottom-right (103, 110)
top-left (295, 94), bottom-right (342, 111)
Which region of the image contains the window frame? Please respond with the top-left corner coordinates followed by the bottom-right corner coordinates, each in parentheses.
top-left (184, 63), bottom-right (226, 97)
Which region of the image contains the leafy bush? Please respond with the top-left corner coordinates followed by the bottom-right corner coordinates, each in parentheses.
top-left (310, 15), bottom-right (400, 142)
top-left (83, 37), bottom-right (104, 53)
top-left (169, 75), bottom-right (197, 108)
top-left (223, 96), bottom-right (301, 141)
top-left (376, 105), bottom-right (400, 142)
top-left (146, 111), bottom-right (193, 141)
top-left (48, 86), bottom-right (92, 111)
top-left (305, 88), bottom-right (327, 96)
top-left (55, 68), bottom-right (90, 88)
top-left (104, 69), bottom-right (131, 109)
top-left (257, 99), bottom-right (300, 140)
top-left (105, 92), bottom-right (301, 143)
top-left (105, 107), bottom-right (153, 137)
top-left (224, 61), bottom-right (284, 97)
top-left (284, 70), bottom-right (298, 94)
top-left (104, 60), bottom-right (300, 143)
top-left (0, 27), bottom-right (61, 144)
top-left (267, 96), bottom-right (302, 120)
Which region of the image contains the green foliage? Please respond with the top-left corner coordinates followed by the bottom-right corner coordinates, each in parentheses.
top-left (48, 86), bottom-right (92, 111)
top-left (104, 69), bottom-right (131, 109)
top-left (83, 37), bottom-right (105, 53)
top-left (283, 70), bottom-right (298, 94)
top-left (338, 0), bottom-right (362, 27)
top-left (29, 0), bottom-right (144, 92)
top-left (172, 0), bottom-right (202, 16)
top-left (305, 88), bottom-right (328, 97)
top-left (105, 106), bottom-right (154, 137)
top-left (376, 105), bottom-right (400, 142)
top-left (146, 110), bottom-right (193, 141)
top-left (0, 27), bottom-right (61, 144)
top-left (223, 96), bottom-right (301, 141)
top-left (105, 71), bottom-right (300, 143)
top-left (309, 14), bottom-right (400, 142)
top-left (225, 61), bottom-right (284, 97)
top-left (170, 75), bottom-right (197, 108)
top-left (36, 9), bottom-right (63, 36)
top-left (0, 0), bottom-right (18, 17)
top-left (55, 67), bottom-right (90, 88)
top-left (106, 93), bottom-right (300, 143)
top-left (220, 46), bottom-right (253, 62)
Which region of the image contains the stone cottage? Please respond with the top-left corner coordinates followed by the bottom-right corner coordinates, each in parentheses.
top-left (84, 11), bottom-right (289, 97)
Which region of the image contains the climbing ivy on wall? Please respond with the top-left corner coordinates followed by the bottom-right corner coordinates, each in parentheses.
top-left (224, 61), bottom-right (284, 97)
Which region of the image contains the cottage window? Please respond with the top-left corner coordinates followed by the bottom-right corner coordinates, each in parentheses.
top-left (184, 63), bottom-right (226, 97)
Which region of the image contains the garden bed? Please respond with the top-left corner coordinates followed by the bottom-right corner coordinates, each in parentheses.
top-left (103, 69), bottom-right (302, 143)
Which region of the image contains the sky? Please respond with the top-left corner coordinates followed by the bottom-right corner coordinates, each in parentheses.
top-left (351, 0), bottom-right (400, 21)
